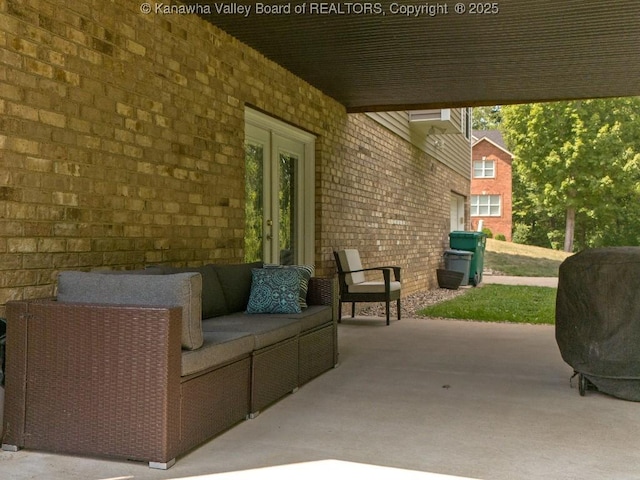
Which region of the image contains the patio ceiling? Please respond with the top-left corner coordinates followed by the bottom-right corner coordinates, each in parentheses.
top-left (191, 0), bottom-right (640, 112)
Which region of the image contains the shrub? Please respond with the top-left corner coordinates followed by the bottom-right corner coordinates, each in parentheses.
top-left (512, 223), bottom-right (531, 244)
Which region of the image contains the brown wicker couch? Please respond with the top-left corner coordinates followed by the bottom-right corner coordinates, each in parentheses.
top-left (2, 263), bottom-right (338, 469)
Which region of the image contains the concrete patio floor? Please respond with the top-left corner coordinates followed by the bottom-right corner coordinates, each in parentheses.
top-left (2, 316), bottom-right (640, 480)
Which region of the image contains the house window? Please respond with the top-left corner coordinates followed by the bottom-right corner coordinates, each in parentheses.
top-left (471, 195), bottom-right (501, 216)
top-left (473, 157), bottom-right (495, 178)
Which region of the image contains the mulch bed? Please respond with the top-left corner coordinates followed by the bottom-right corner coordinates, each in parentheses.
top-left (347, 287), bottom-right (469, 319)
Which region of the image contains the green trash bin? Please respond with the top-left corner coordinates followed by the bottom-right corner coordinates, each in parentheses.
top-left (449, 231), bottom-right (487, 286)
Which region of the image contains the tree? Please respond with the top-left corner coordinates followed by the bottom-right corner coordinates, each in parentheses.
top-left (502, 98), bottom-right (640, 251)
top-left (472, 105), bottom-right (502, 130)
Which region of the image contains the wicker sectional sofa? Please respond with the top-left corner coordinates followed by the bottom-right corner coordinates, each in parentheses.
top-left (2, 263), bottom-right (338, 469)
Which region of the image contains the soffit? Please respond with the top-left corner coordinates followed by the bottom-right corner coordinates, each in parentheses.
top-left (192, 0), bottom-right (640, 112)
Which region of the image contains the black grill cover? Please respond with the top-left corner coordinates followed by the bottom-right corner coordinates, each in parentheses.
top-left (556, 247), bottom-right (640, 401)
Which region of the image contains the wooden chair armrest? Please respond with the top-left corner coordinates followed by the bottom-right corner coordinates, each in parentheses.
top-left (342, 266), bottom-right (401, 282)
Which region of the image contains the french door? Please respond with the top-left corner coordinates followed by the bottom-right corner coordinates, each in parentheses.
top-left (244, 109), bottom-right (315, 265)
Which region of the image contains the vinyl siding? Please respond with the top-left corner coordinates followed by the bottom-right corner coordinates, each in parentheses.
top-left (365, 110), bottom-right (471, 179)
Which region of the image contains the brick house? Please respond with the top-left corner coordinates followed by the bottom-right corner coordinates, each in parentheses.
top-left (0, 0), bottom-right (473, 317)
top-left (470, 131), bottom-right (514, 241)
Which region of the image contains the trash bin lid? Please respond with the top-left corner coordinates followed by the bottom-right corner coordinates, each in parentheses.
top-left (444, 249), bottom-right (474, 257)
top-left (449, 231), bottom-right (487, 238)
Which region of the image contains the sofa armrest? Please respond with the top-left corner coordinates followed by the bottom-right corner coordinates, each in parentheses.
top-left (305, 277), bottom-right (339, 367)
top-left (306, 277), bottom-right (338, 322)
top-left (306, 277), bottom-right (336, 306)
top-left (3, 299), bottom-right (183, 464)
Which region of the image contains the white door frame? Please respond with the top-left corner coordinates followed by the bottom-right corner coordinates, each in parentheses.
top-left (450, 193), bottom-right (466, 232)
top-left (245, 108), bottom-right (316, 265)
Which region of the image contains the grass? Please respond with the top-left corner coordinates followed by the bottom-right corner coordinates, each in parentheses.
top-left (423, 239), bottom-right (571, 324)
top-left (484, 239), bottom-right (572, 277)
top-left (419, 284), bottom-right (557, 325)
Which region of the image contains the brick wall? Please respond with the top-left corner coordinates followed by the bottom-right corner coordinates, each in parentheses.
top-left (471, 140), bottom-right (513, 240)
top-left (0, 0), bottom-right (469, 316)
top-left (318, 114), bottom-right (470, 292)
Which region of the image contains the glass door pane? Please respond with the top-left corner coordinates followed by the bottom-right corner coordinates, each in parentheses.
top-left (244, 110), bottom-right (315, 266)
top-left (278, 152), bottom-right (297, 265)
top-left (244, 141), bottom-right (264, 263)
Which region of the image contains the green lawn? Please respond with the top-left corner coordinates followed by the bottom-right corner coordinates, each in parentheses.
top-left (419, 284), bottom-right (557, 325)
top-left (483, 250), bottom-right (564, 277)
top-left (484, 238), bottom-right (572, 277)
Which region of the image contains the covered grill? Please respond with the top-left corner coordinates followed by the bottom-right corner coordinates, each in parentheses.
top-left (556, 247), bottom-right (640, 401)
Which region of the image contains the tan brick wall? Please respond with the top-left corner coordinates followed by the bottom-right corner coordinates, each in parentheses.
top-left (471, 140), bottom-right (513, 240)
top-left (0, 0), bottom-right (469, 316)
top-left (317, 114), bottom-right (470, 293)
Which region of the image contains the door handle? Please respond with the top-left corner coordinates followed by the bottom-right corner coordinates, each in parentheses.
top-left (266, 219), bottom-right (273, 241)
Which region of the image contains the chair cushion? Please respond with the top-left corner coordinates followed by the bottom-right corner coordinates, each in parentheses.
top-left (146, 264), bottom-right (227, 319)
top-left (337, 249), bottom-right (366, 285)
top-left (202, 314), bottom-right (300, 350)
top-left (57, 271), bottom-right (203, 350)
top-left (247, 268), bottom-right (302, 314)
top-left (348, 280), bottom-right (402, 293)
top-left (286, 305), bottom-right (332, 332)
top-left (181, 331), bottom-right (254, 376)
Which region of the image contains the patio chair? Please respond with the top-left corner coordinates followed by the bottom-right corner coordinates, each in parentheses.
top-left (333, 249), bottom-right (401, 326)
